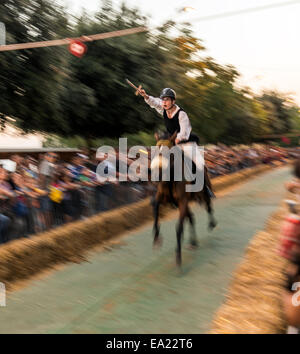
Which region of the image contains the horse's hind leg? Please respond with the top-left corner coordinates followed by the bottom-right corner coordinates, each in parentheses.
top-left (187, 207), bottom-right (198, 248)
top-left (176, 200), bottom-right (187, 266)
top-left (152, 199), bottom-right (162, 247)
top-left (203, 191), bottom-right (217, 230)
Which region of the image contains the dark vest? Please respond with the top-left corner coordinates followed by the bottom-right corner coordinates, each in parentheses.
top-left (163, 108), bottom-right (182, 136)
top-left (163, 107), bottom-right (199, 143)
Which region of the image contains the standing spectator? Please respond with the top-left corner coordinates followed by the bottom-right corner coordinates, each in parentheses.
top-left (96, 153), bottom-right (117, 212)
top-left (0, 213), bottom-right (10, 244)
top-left (11, 172), bottom-right (36, 237)
top-left (60, 169), bottom-right (78, 223)
top-left (39, 153), bottom-right (56, 189)
top-left (0, 167), bottom-right (14, 243)
top-left (281, 159), bottom-right (300, 332)
top-left (10, 154), bottom-right (21, 173)
top-left (68, 155), bottom-right (86, 219)
top-left (39, 153), bottom-right (56, 228)
top-left (79, 167), bottom-right (96, 216)
top-left (69, 154), bottom-right (85, 181)
top-left (22, 155), bottom-right (38, 179)
top-left (49, 173), bottom-right (64, 226)
top-left (25, 176), bottom-right (48, 232)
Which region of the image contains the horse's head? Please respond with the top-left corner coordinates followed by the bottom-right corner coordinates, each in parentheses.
top-left (154, 130), bottom-right (177, 149)
top-left (150, 131), bottom-right (178, 179)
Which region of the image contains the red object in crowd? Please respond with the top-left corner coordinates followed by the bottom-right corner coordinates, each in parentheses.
top-left (281, 136), bottom-right (291, 145)
top-left (68, 40), bottom-right (87, 58)
top-left (279, 214), bottom-right (300, 260)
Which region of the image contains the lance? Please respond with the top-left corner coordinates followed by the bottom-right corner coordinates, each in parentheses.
top-left (125, 78), bottom-right (143, 96)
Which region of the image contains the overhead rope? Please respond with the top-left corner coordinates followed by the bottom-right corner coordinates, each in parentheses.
top-left (187, 0), bottom-right (300, 22)
top-left (0, 26), bottom-right (148, 52)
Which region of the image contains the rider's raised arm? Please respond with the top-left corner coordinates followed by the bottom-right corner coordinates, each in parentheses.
top-left (176, 111), bottom-right (192, 142)
top-left (144, 96), bottom-right (164, 116)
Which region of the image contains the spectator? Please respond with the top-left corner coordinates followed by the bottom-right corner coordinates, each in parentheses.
top-left (69, 154), bottom-right (85, 181)
top-left (0, 213), bottom-right (10, 244)
top-left (95, 153), bottom-right (117, 212)
top-left (79, 167), bottom-right (96, 217)
top-left (285, 159), bottom-right (300, 197)
top-left (0, 167), bottom-right (14, 243)
top-left (39, 153), bottom-right (56, 189)
top-left (60, 169), bottom-right (78, 223)
top-left (49, 173), bottom-right (64, 226)
top-left (280, 159), bottom-right (300, 333)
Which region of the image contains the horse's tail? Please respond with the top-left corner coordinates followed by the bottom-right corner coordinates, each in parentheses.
top-left (204, 166), bottom-right (212, 189)
top-left (204, 167), bottom-right (216, 199)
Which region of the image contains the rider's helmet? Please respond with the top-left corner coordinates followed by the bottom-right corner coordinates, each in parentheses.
top-left (160, 88), bottom-right (176, 100)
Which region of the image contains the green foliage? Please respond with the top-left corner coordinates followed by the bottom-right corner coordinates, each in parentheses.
top-left (258, 91), bottom-right (293, 134)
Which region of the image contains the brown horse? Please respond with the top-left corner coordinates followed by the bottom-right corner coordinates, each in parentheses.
top-left (151, 132), bottom-right (217, 266)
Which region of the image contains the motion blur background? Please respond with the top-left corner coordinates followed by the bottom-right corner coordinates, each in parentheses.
top-left (1, 0), bottom-right (300, 147)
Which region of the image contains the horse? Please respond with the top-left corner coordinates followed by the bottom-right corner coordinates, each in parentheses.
top-left (150, 131), bottom-right (217, 267)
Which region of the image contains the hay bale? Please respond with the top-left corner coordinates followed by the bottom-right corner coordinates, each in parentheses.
top-left (213, 164), bottom-right (273, 192)
top-left (210, 195), bottom-right (293, 334)
top-left (0, 198), bottom-right (154, 288)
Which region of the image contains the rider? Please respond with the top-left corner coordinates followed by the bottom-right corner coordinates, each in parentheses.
top-left (139, 87), bottom-right (214, 197)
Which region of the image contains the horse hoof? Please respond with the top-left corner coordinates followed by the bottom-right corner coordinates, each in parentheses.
top-left (188, 242), bottom-right (198, 249)
top-left (153, 237), bottom-right (162, 249)
top-left (176, 253), bottom-right (182, 267)
top-left (208, 220), bottom-right (217, 231)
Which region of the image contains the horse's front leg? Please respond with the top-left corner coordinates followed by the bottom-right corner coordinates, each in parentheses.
top-left (187, 207), bottom-right (198, 248)
top-left (203, 169), bottom-right (217, 230)
top-left (203, 190), bottom-right (217, 231)
top-left (152, 199), bottom-right (162, 248)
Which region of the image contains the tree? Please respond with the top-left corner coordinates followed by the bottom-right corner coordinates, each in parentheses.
top-left (259, 91), bottom-right (293, 134)
top-left (0, 0), bottom-right (71, 133)
top-left (1, 1), bottom-right (299, 146)
top-left (0, 0), bottom-right (29, 118)
top-left (57, 4), bottom-right (176, 142)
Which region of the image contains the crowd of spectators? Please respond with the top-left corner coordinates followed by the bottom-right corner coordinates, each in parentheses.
top-left (0, 144), bottom-right (295, 245)
top-left (205, 144), bottom-right (290, 176)
top-left (280, 159), bottom-right (300, 333)
top-left (0, 152), bottom-right (145, 244)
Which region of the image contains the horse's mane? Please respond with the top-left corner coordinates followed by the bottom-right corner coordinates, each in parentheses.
top-left (156, 130), bottom-right (170, 141)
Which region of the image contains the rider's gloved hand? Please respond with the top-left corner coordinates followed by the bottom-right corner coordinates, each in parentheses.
top-left (139, 88), bottom-right (149, 100)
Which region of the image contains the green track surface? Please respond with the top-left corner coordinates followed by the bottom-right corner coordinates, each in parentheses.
top-left (0, 165), bottom-right (291, 333)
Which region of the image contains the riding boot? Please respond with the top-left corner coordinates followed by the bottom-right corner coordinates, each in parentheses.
top-left (205, 184), bottom-right (216, 199)
top-left (203, 173), bottom-right (216, 198)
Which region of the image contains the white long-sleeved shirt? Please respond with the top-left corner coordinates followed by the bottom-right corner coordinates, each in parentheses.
top-left (145, 96), bottom-right (191, 142)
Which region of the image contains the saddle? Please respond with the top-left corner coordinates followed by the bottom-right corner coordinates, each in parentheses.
top-left (177, 132), bottom-right (200, 145)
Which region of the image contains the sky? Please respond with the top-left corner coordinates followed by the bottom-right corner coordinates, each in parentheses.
top-left (62, 0), bottom-right (300, 105)
top-left (0, 124), bottom-right (43, 148)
